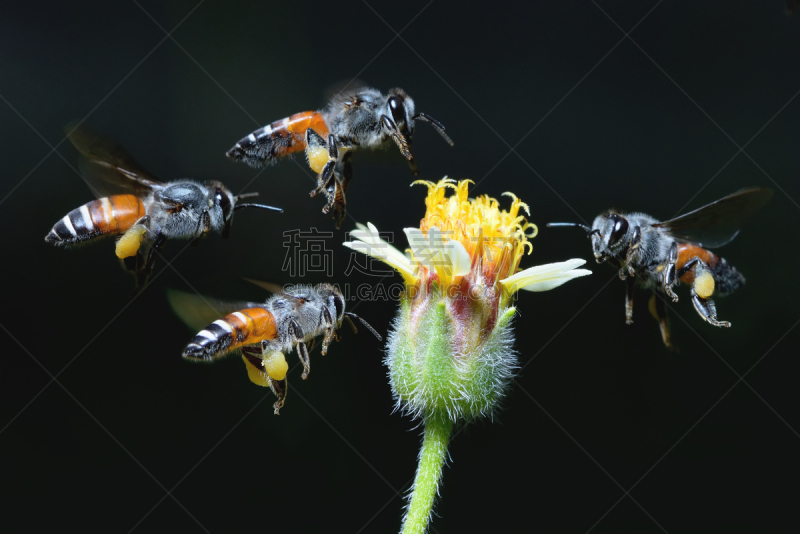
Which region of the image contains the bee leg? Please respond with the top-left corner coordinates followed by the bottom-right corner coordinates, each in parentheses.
top-left (142, 230), bottom-right (166, 280)
top-left (320, 306), bottom-right (336, 355)
top-left (296, 342), bottom-right (311, 380)
top-left (324, 168), bottom-right (347, 229)
top-left (625, 226), bottom-right (642, 278)
top-left (688, 261), bottom-right (731, 328)
top-left (691, 293), bottom-right (731, 327)
top-left (675, 257), bottom-right (699, 280)
top-left (288, 320), bottom-right (312, 379)
top-left (663, 241), bottom-right (679, 302)
top-left (268, 377), bottom-right (288, 415)
top-left (339, 152), bottom-right (354, 193)
top-left (125, 225), bottom-right (165, 293)
top-left (307, 130), bottom-right (337, 197)
top-left (321, 137), bottom-right (348, 227)
top-left (624, 276), bottom-right (635, 324)
top-left (306, 129), bottom-right (335, 197)
top-left (648, 293), bottom-right (673, 349)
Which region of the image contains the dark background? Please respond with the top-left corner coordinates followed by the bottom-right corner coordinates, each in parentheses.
top-left (2, 1), bottom-right (800, 532)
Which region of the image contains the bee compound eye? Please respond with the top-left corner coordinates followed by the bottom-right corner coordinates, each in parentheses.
top-left (608, 215), bottom-right (629, 246)
top-left (216, 187), bottom-right (232, 220)
top-left (388, 95), bottom-right (406, 125)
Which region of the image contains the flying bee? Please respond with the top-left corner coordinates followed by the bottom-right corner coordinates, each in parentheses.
top-left (548, 188), bottom-right (773, 348)
top-left (45, 123), bottom-right (282, 290)
top-left (169, 283), bottom-right (381, 414)
top-left (226, 86), bottom-right (453, 228)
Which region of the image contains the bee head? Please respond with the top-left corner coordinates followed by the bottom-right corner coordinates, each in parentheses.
top-left (202, 181), bottom-right (236, 237)
top-left (591, 212), bottom-right (630, 263)
top-left (387, 88), bottom-right (416, 138)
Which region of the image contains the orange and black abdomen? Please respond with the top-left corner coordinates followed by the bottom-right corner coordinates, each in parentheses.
top-left (183, 308), bottom-right (278, 362)
top-left (45, 194), bottom-right (145, 246)
top-left (677, 243), bottom-right (744, 295)
top-left (226, 111), bottom-right (330, 168)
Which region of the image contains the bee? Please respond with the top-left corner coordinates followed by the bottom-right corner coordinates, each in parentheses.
top-left (548, 188), bottom-right (773, 348)
top-left (226, 86), bottom-right (453, 228)
top-left (169, 283), bottom-right (381, 414)
top-left (45, 123), bottom-right (282, 290)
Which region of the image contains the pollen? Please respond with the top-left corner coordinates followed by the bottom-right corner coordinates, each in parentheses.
top-left (413, 178), bottom-right (537, 288)
top-left (115, 224), bottom-right (147, 259)
top-left (306, 143), bottom-right (329, 175)
top-left (263, 350), bottom-right (289, 381)
top-left (694, 269), bottom-right (715, 299)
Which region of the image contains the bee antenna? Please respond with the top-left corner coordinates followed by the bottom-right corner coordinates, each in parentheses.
top-left (413, 113), bottom-right (454, 146)
top-left (344, 312), bottom-right (382, 341)
top-left (547, 222), bottom-right (600, 240)
top-left (234, 203), bottom-right (284, 213)
top-left (547, 222), bottom-right (592, 232)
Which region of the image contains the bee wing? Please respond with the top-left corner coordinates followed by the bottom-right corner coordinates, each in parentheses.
top-left (241, 278), bottom-right (285, 295)
top-left (166, 289), bottom-right (261, 332)
top-left (323, 79), bottom-right (369, 107)
top-left (65, 122), bottom-right (164, 197)
top-left (654, 187), bottom-right (773, 248)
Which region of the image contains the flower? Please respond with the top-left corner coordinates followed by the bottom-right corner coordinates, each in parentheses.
top-left (343, 178), bottom-right (591, 534)
top-left (343, 178), bottom-right (590, 421)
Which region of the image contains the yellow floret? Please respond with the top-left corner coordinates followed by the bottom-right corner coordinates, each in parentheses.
top-left (115, 225), bottom-right (147, 259)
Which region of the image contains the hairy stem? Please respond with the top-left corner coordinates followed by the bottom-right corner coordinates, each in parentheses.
top-left (401, 414), bottom-right (454, 534)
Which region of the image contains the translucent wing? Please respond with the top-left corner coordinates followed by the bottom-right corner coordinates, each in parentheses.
top-left (322, 78), bottom-right (369, 106)
top-left (653, 188), bottom-right (773, 248)
top-left (241, 278), bottom-right (285, 295)
top-left (65, 122), bottom-right (164, 196)
top-left (166, 289), bottom-right (261, 332)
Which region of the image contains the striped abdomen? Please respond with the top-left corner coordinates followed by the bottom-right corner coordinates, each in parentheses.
top-left (677, 244), bottom-right (744, 295)
top-left (183, 308), bottom-right (278, 362)
top-left (45, 194), bottom-right (145, 246)
top-left (226, 111), bottom-right (330, 168)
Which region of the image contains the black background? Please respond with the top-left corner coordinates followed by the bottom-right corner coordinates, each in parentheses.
top-left (2, 1), bottom-right (800, 532)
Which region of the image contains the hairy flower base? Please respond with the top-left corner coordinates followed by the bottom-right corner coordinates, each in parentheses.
top-left (386, 292), bottom-right (518, 422)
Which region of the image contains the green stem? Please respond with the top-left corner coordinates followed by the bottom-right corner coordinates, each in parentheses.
top-left (401, 414), bottom-right (454, 534)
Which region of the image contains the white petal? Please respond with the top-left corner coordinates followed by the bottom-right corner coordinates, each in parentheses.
top-left (501, 258), bottom-right (591, 294)
top-left (446, 240), bottom-right (471, 277)
top-left (343, 222), bottom-right (415, 279)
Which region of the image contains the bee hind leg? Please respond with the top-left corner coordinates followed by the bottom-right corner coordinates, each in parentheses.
top-left (306, 130), bottom-right (347, 227)
top-left (691, 293), bottom-right (730, 327)
top-left (268, 377), bottom-right (288, 415)
top-left (688, 261), bottom-right (731, 328)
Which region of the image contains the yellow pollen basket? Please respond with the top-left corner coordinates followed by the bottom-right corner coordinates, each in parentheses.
top-left (306, 144), bottom-right (329, 174)
top-left (263, 350), bottom-right (289, 381)
top-left (115, 224), bottom-right (147, 259)
top-left (414, 178), bottom-right (537, 282)
top-left (242, 350), bottom-right (288, 387)
top-left (694, 270), bottom-right (715, 299)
